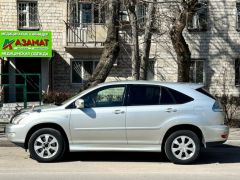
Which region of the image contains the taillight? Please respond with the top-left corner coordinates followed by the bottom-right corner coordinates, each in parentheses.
top-left (212, 101), bottom-right (223, 112)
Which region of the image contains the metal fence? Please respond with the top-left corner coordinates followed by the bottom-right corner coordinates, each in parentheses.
top-left (0, 73), bottom-right (42, 108)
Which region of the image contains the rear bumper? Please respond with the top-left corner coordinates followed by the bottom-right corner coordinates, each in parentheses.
top-left (202, 125), bottom-right (229, 145)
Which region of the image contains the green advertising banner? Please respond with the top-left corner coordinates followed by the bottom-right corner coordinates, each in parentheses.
top-left (0, 30), bottom-right (52, 58)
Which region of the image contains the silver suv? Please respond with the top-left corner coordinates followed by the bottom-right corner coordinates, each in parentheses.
top-left (5, 81), bottom-right (229, 164)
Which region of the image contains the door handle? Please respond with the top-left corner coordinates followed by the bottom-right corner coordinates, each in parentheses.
top-left (165, 108), bottom-right (173, 113)
top-left (165, 108), bottom-right (177, 113)
top-left (114, 110), bottom-right (124, 114)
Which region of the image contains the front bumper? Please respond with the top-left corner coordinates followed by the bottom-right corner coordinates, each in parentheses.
top-left (5, 124), bottom-right (27, 146)
top-left (202, 125), bottom-right (229, 145)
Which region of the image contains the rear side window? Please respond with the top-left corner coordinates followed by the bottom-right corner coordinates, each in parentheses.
top-left (160, 87), bottom-right (176, 105)
top-left (196, 88), bottom-right (215, 100)
top-left (128, 85), bottom-right (160, 106)
top-left (167, 88), bottom-right (194, 104)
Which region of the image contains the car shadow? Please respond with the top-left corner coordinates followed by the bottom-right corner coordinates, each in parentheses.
top-left (62, 151), bottom-right (168, 163)
top-left (196, 144), bottom-right (240, 164)
top-left (60, 144), bottom-right (240, 164)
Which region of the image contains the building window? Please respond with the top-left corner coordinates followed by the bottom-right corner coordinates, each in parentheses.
top-left (119, 3), bottom-right (146, 25)
top-left (71, 60), bottom-right (98, 84)
top-left (18, 1), bottom-right (39, 29)
top-left (137, 3), bottom-right (147, 25)
top-left (71, 2), bottom-right (94, 26)
top-left (188, 0), bottom-right (208, 31)
top-left (236, 3), bottom-right (240, 31)
top-left (190, 59), bottom-right (205, 83)
top-left (147, 60), bottom-right (155, 80)
top-left (235, 59), bottom-right (240, 86)
top-left (119, 3), bottom-right (129, 23)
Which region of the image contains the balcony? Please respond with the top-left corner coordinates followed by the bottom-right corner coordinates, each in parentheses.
top-left (66, 23), bottom-right (107, 49)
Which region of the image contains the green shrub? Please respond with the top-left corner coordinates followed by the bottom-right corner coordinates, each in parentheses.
top-left (216, 95), bottom-right (240, 126)
top-left (42, 91), bottom-right (75, 105)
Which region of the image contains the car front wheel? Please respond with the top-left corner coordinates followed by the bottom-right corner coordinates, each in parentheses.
top-left (28, 128), bottom-right (65, 162)
top-left (164, 130), bottom-right (200, 164)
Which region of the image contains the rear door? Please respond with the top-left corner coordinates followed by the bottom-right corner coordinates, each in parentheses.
top-left (125, 85), bottom-right (193, 144)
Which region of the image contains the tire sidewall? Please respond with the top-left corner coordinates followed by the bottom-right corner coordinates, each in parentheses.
top-left (164, 130), bottom-right (200, 164)
top-left (28, 128), bottom-right (64, 162)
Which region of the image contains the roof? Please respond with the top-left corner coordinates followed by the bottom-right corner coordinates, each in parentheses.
top-left (98, 80), bottom-right (204, 90)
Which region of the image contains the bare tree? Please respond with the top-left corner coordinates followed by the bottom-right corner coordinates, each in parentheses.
top-left (80, 0), bottom-right (120, 91)
top-left (139, 0), bottom-right (156, 80)
top-left (126, 0), bottom-right (141, 80)
top-left (170, 0), bottom-right (197, 82)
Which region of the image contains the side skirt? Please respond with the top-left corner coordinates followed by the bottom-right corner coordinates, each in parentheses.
top-left (69, 144), bottom-right (162, 152)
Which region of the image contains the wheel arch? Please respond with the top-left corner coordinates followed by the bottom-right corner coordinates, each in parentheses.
top-left (24, 123), bottom-right (69, 150)
top-left (161, 124), bottom-right (205, 151)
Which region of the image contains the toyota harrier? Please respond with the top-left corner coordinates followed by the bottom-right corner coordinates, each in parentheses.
top-left (5, 81), bottom-right (229, 164)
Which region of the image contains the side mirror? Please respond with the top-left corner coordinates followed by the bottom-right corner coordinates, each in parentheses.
top-left (75, 99), bottom-right (84, 109)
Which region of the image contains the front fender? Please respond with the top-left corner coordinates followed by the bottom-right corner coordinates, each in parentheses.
top-left (23, 110), bottom-right (72, 144)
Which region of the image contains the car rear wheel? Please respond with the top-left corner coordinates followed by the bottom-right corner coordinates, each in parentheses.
top-left (28, 128), bottom-right (65, 162)
top-left (164, 130), bottom-right (200, 164)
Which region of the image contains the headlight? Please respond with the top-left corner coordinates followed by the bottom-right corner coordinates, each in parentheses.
top-left (12, 113), bottom-right (30, 125)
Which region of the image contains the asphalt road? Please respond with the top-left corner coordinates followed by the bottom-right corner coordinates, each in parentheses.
top-left (0, 129), bottom-right (240, 180)
top-left (0, 141), bottom-right (240, 180)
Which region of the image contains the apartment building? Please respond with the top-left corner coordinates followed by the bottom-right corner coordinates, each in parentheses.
top-left (0, 0), bottom-right (240, 104)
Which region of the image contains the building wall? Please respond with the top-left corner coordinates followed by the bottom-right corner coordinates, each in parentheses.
top-left (187, 0), bottom-right (240, 96)
top-left (0, 0), bottom-right (240, 96)
top-left (148, 0), bottom-right (240, 96)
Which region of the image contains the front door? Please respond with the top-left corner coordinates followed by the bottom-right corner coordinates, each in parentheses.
top-left (70, 85), bottom-right (127, 144)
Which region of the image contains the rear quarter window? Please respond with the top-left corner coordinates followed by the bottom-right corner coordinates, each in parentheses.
top-left (165, 87), bottom-right (194, 104)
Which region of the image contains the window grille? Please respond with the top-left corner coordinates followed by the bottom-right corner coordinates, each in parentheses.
top-left (18, 1), bottom-right (39, 29)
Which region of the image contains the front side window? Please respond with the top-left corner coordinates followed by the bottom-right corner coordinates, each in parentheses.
top-left (128, 85), bottom-right (160, 106)
top-left (188, 0), bottom-right (208, 31)
top-left (18, 1), bottom-right (39, 29)
top-left (235, 59), bottom-right (240, 86)
top-left (190, 59), bottom-right (205, 83)
top-left (71, 60), bottom-right (98, 84)
top-left (82, 86), bottom-right (126, 108)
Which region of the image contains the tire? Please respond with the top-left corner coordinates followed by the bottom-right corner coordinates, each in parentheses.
top-left (164, 130), bottom-right (200, 164)
top-left (28, 128), bottom-right (66, 162)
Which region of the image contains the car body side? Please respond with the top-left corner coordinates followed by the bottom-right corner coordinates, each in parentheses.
top-left (5, 81), bottom-right (229, 152)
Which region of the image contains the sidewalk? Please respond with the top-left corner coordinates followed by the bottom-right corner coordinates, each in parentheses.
top-left (228, 128), bottom-right (240, 140)
top-left (0, 132), bottom-right (16, 147)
